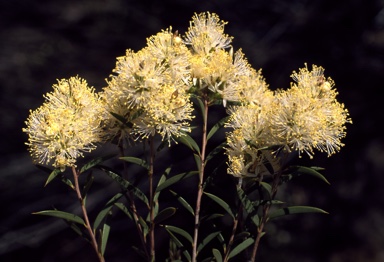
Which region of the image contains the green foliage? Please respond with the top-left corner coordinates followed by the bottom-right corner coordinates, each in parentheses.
top-left (33, 210), bottom-right (85, 225)
top-left (269, 206), bottom-right (329, 220)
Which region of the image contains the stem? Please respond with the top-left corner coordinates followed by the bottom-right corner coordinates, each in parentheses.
top-left (223, 180), bottom-right (243, 262)
top-left (148, 135), bottom-right (156, 261)
top-left (192, 98), bottom-right (209, 262)
top-left (71, 166), bottom-right (105, 262)
top-left (250, 170), bottom-right (282, 262)
top-left (118, 145), bottom-right (149, 260)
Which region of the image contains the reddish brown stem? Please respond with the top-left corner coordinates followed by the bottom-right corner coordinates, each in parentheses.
top-left (71, 166), bottom-right (105, 262)
top-left (191, 98), bottom-right (209, 262)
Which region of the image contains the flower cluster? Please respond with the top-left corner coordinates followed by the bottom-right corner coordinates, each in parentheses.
top-left (101, 28), bottom-right (193, 143)
top-left (185, 12), bottom-right (253, 106)
top-left (23, 76), bottom-right (104, 171)
top-left (225, 64), bottom-right (352, 177)
top-left (23, 12), bottom-right (351, 178)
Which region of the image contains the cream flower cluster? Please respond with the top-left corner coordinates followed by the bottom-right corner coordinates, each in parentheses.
top-left (185, 12), bottom-right (254, 106)
top-left (101, 28), bottom-right (193, 143)
top-left (225, 64), bottom-right (352, 177)
top-left (23, 12), bottom-right (351, 174)
top-left (23, 76), bottom-right (104, 171)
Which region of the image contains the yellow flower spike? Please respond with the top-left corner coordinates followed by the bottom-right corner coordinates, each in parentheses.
top-left (23, 76), bottom-right (104, 170)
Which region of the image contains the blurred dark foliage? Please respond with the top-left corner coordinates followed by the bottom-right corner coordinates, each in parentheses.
top-left (1, 0), bottom-right (384, 261)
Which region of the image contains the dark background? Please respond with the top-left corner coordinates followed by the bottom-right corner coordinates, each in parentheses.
top-left (1, 0), bottom-right (384, 261)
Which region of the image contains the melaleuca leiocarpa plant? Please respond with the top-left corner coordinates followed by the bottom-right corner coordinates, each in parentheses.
top-left (23, 12), bottom-right (351, 262)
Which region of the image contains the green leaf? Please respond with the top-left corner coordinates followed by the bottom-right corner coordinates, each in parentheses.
top-left (65, 221), bottom-right (85, 238)
top-left (165, 229), bottom-right (191, 261)
top-left (154, 207), bottom-right (177, 224)
top-left (60, 175), bottom-right (75, 190)
top-left (119, 157), bottom-right (149, 170)
top-left (260, 182), bottom-right (272, 196)
top-left (234, 232), bottom-right (251, 242)
top-left (285, 165), bottom-right (330, 185)
top-left (194, 153), bottom-right (202, 170)
top-left (33, 210), bottom-right (85, 225)
top-left (109, 112), bottom-right (133, 128)
top-left (194, 96), bottom-right (206, 123)
top-left (94, 193), bottom-right (123, 230)
top-left (154, 172), bottom-right (168, 201)
top-left (114, 202), bottom-right (133, 220)
top-left (212, 248), bottom-right (223, 262)
top-left (207, 116), bottom-right (229, 141)
top-left (228, 238), bottom-right (254, 260)
top-left (205, 141), bottom-right (226, 163)
top-left (80, 154), bottom-right (116, 174)
top-left (103, 168), bottom-right (149, 207)
top-left (170, 190), bottom-right (194, 216)
top-left (156, 171), bottom-right (198, 192)
top-left (215, 232), bottom-right (226, 253)
top-left (204, 192), bottom-right (234, 219)
top-left (174, 132), bottom-right (201, 154)
top-left (197, 231), bottom-right (221, 253)
top-left (44, 168), bottom-right (61, 187)
top-left (100, 223), bottom-right (110, 256)
top-left (82, 172), bottom-right (94, 199)
top-left (201, 213), bottom-right (224, 222)
top-left (269, 206), bottom-right (329, 220)
top-left (165, 225), bottom-right (193, 244)
top-left (237, 188), bottom-right (259, 227)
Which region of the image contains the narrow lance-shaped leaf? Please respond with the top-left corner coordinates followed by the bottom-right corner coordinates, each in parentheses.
top-left (165, 225), bottom-right (193, 244)
top-left (65, 221), bottom-right (85, 238)
top-left (237, 188), bottom-right (260, 227)
top-left (205, 141), bottom-right (226, 163)
top-left (234, 232), bottom-right (251, 243)
top-left (165, 228), bottom-right (192, 261)
top-left (114, 202), bottom-right (133, 220)
top-left (155, 171), bottom-right (198, 192)
top-left (82, 172), bottom-right (94, 200)
top-left (100, 223), bottom-right (110, 256)
top-left (269, 206), bottom-right (329, 220)
top-left (154, 207), bottom-right (177, 224)
top-left (93, 193), bottom-right (123, 230)
top-left (170, 190), bottom-right (194, 216)
top-left (173, 132), bottom-right (201, 154)
top-left (102, 168), bottom-right (149, 207)
top-left (285, 165), bottom-right (330, 185)
top-left (33, 210), bottom-right (85, 225)
top-left (44, 168), bottom-right (61, 187)
top-left (260, 182), bottom-right (272, 197)
top-left (207, 116), bottom-right (229, 142)
top-left (120, 156), bottom-right (149, 170)
top-left (109, 112), bottom-right (133, 128)
top-left (194, 96), bottom-right (206, 123)
top-left (80, 154), bottom-right (116, 174)
top-left (154, 168), bottom-right (170, 196)
top-left (228, 238), bottom-right (254, 260)
top-left (194, 153), bottom-right (202, 171)
top-left (197, 231), bottom-right (221, 253)
top-left (152, 173), bottom-right (169, 220)
top-left (204, 192), bottom-right (234, 219)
